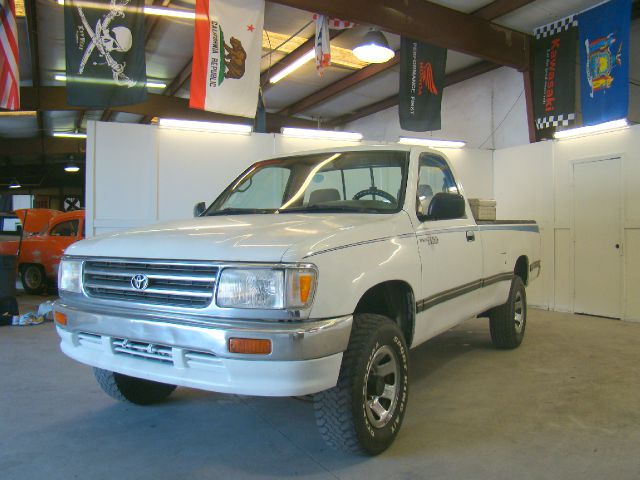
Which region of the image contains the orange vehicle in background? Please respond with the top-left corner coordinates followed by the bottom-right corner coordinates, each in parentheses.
top-left (0, 209), bottom-right (85, 294)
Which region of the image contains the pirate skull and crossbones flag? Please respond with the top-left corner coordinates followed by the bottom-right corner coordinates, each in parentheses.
top-left (64, 0), bottom-right (147, 107)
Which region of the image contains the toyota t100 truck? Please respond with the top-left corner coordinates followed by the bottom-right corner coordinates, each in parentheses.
top-left (54, 146), bottom-right (540, 454)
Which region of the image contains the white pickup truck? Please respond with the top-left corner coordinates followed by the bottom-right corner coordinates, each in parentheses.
top-left (54, 146), bottom-right (540, 454)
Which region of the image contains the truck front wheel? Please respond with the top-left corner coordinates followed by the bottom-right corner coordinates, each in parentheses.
top-left (314, 314), bottom-right (409, 455)
top-left (489, 276), bottom-right (527, 349)
top-left (93, 368), bottom-right (176, 405)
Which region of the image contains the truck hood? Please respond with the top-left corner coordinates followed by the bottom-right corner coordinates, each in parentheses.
top-left (66, 213), bottom-right (414, 263)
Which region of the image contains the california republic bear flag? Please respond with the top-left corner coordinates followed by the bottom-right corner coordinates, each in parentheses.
top-left (64, 0), bottom-right (147, 107)
top-left (190, 0), bottom-right (264, 118)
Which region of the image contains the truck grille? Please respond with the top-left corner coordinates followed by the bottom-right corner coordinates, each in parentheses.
top-left (83, 260), bottom-right (219, 308)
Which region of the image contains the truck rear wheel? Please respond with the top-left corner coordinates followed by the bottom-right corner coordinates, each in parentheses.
top-left (93, 368), bottom-right (176, 405)
top-left (489, 276), bottom-right (527, 349)
top-left (314, 314), bottom-right (409, 455)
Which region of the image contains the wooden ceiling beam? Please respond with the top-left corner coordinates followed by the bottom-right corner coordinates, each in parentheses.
top-left (0, 137), bottom-right (86, 156)
top-left (277, 54), bottom-right (399, 117)
top-left (20, 87), bottom-right (317, 132)
top-left (140, 58), bottom-right (193, 124)
top-left (471, 0), bottom-right (536, 20)
top-left (275, 0), bottom-right (533, 119)
top-left (328, 60), bottom-right (499, 126)
top-left (261, 30), bottom-right (344, 91)
top-left (268, 0), bottom-right (530, 70)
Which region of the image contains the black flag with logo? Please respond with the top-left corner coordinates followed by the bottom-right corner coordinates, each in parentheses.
top-left (399, 37), bottom-right (447, 131)
top-left (64, 0), bottom-right (147, 107)
top-left (532, 16), bottom-right (578, 130)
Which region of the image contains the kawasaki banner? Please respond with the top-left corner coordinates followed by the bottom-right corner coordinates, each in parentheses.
top-left (64, 0), bottom-right (147, 107)
top-left (532, 16), bottom-right (578, 130)
top-left (399, 37), bottom-right (447, 132)
top-left (578, 0), bottom-right (631, 126)
top-left (190, 0), bottom-right (264, 118)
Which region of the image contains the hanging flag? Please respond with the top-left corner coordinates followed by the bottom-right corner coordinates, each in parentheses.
top-left (0, 0), bottom-right (20, 110)
top-left (532, 16), bottom-right (578, 130)
top-left (64, 0), bottom-right (147, 107)
top-left (312, 14), bottom-right (355, 30)
top-left (314, 14), bottom-right (330, 76)
top-left (190, 0), bottom-right (264, 118)
top-left (399, 37), bottom-right (447, 132)
top-left (578, 0), bottom-right (631, 126)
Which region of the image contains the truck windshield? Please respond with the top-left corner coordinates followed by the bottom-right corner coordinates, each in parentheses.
top-left (206, 150), bottom-right (409, 215)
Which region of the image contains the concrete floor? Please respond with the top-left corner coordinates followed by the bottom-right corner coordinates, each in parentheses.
top-left (1, 295), bottom-right (639, 480)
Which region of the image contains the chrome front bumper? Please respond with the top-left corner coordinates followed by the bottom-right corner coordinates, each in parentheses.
top-left (53, 302), bottom-right (352, 396)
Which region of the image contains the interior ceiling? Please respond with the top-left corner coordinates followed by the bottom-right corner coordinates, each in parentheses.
top-left (1, 0), bottom-right (639, 190)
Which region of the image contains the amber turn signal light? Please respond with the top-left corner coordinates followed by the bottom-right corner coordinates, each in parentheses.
top-left (228, 338), bottom-right (272, 355)
top-left (298, 274), bottom-right (313, 304)
top-left (54, 311), bottom-right (68, 326)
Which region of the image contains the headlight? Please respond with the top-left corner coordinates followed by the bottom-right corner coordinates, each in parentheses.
top-left (216, 267), bottom-right (317, 310)
top-left (58, 259), bottom-right (83, 293)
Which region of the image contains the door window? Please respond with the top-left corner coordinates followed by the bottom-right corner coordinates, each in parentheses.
top-left (50, 220), bottom-right (79, 237)
top-left (416, 154), bottom-right (459, 217)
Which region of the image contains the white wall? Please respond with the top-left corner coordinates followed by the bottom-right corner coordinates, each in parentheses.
top-left (86, 121), bottom-right (494, 235)
top-left (494, 125), bottom-right (640, 322)
top-left (84, 122), bottom-right (384, 233)
top-left (345, 67), bottom-right (530, 151)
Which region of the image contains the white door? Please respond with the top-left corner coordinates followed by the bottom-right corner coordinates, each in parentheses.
top-left (573, 158), bottom-right (622, 318)
top-left (413, 153), bottom-right (483, 344)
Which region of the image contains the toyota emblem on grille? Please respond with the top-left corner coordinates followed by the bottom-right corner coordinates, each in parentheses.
top-left (131, 274), bottom-right (149, 291)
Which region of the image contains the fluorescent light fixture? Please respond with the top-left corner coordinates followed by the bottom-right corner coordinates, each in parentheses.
top-left (398, 137), bottom-right (466, 149)
top-left (143, 6), bottom-right (195, 19)
top-left (281, 127), bottom-right (363, 142)
top-left (352, 30), bottom-right (395, 63)
top-left (53, 132), bottom-right (87, 139)
top-left (145, 81), bottom-right (167, 89)
top-left (553, 119), bottom-right (628, 139)
top-left (55, 74), bottom-right (166, 89)
top-left (9, 178), bottom-right (21, 189)
top-left (158, 118), bottom-right (252, 134)
top-left (56, 0), bottom-right (195, 19)
top-left (269, 50), bottom-right (315, 84)
top-left (0, 110), bottom-right (36, 117)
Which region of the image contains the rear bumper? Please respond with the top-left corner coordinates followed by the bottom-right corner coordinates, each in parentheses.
top-left (54, 302), bottom-right (352, 396)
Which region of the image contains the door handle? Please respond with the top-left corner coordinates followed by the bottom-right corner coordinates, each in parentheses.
top-left (466, 231), bottom-right (475, 242)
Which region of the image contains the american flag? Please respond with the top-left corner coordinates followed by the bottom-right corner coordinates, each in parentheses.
top-left (0, 0), bottom-right (19, 110)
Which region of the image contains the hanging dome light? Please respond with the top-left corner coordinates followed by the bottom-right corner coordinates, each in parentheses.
top-left (9, 178), bottom-right (21, 189)
top-left (352, 30), bottom-right (395, 63)
top-left (64, 163), bottom-right (80, 173)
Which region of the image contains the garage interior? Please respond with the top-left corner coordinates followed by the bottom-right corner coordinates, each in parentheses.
top-left (1, 0), bottom-right (640, 478)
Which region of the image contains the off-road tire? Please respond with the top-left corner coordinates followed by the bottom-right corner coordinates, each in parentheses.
top-left (20, 264), bottom-right (46, 295)
top-left (314, 314), bottom-right (409, 455)
top-left (489, 276), bottom-right (527, 349)
top-left (94, 368), bottom-right (177, 405)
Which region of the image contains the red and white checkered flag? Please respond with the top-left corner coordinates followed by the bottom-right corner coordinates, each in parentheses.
top-left (0, 0), bottom-right (19, 110)
top-left (312, 14), bottom-right (355, 30)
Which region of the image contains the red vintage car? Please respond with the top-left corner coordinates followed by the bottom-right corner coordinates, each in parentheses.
top-left (0, 209), bottom-right (85, 294)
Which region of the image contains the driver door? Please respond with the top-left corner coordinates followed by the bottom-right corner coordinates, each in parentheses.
top-left (413, 153), bottom-right (483, 344)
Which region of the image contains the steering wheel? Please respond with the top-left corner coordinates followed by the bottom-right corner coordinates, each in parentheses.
top-left (352, 187), bottom-right (397, 204)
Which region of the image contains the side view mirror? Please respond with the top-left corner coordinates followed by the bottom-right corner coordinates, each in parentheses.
top-left (425, 192), bottom-right (466, 221)
top-left (193, 202), bottom-right (206, 217)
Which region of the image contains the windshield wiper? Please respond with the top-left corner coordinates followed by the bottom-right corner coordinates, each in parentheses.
top-left (206, 208), bottom-right (274, 216)
top-left (278, 204), bottom-right (382, 214)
